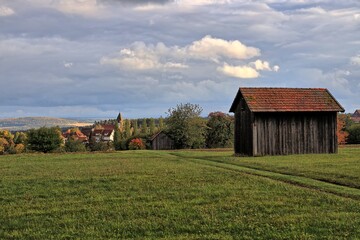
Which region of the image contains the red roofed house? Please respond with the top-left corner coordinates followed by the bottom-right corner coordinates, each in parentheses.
top-left (91, 124), bottom-right (115, 142)
top-left (229, 88), bottom-right (345, 156)
top-left (62, 129), bottom-right (88, 143)
top-left (351, 110), bottom-right (360, 123)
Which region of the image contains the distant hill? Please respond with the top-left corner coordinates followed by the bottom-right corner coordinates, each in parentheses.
top-left (0, 117), bottom-right (93, 131)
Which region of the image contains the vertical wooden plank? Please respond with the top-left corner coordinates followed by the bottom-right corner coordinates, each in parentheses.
top-left (252, 123), bottom-right (257, 156)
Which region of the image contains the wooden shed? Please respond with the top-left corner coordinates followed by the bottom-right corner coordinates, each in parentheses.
top-left (229, 88), bottom-right (345, 156)
top-left (150, 131), bottom-right (174, 150)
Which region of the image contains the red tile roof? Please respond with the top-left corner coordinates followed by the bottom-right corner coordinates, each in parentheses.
top-left (102, 124), bottom-right (115, 131)
top-left (230, 88), bottom-right (345, 113)
top-left (352, 110), bottom-right (360, 123)
top-left (62, 129), bottom-right (88, 142)
top-left (353, 110), bottom-right (360, 117)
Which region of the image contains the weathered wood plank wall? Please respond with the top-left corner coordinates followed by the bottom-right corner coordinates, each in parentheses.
top-left (253, 112), bottom-right (337, 156)
top-left (151, 132), bottom-right (174, 150)
top-left (234, 99), bottom-right (253, 155)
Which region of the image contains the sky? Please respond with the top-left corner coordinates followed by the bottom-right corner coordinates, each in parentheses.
top-left (0, 0), bottom-right (359, 119)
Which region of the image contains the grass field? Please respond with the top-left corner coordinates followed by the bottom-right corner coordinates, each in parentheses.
top-left (1, 149), bottom-right (360, 239)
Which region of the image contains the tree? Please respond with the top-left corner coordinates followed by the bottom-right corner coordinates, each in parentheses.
top-left (347, 124), bottom-right (360, 144)
top-left (124, 119), bottom-right (131, 138)
top-left (159, 117), bottom-right (165, 130)
top-left (337, 114), bottom-right (349, 145)
top-left (206, 112), bottom-right (234, 148)
top-left (0, 130), bottom-right (27, 154)
top-left (133, 120), bottom-right (139, 136)
top-left (338, 113), bottom-right (355, 130)
top-left (14, 132), bottom-right (27, 145)
top-left (141, 118), bottom-right (148, 134)
top-left (0, 137), bottom-right (9, 155)
top-left (27, 127), bottom-right (63, 153)
top-left (166, 103), bottom-right (206, 149)
top-left (149, 118), bottom-right (156, 135)
top-left (113, 122), bottom-right (122, 150)
top-left (0, 130), bottom-right (16, 154)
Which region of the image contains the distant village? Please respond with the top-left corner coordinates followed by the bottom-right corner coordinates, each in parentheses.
top-left (61, 106), bottom-right (360, 152)
top-left (61, 113), bottom-right (173, 150)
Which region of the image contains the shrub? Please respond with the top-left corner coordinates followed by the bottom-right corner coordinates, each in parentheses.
top-left (0, 138), bottom-right (9, 154)
top-left (206, 111), bottom-right (234, 148)
top-left (65, 139), bottom-right (87, 152)
top-left (14, 144), bottom-right (25, 154)
top-left (128, 138), bottom-right (145, 150)
top-left (347, 124), bottom-right (360, 144)
top-left (27, 127), bottom-right (63, 153)
top-left (0, 145), bottom-right (5, 155)
top-left (8, 144), bottom-right (25, 154)
top-left (88, 140), bottom-right (113, 152)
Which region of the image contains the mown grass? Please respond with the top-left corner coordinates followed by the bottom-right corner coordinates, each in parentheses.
top-left (0, 150), bottom-right (360, 239)
top-left (178, 148), bottom-right (360, 189)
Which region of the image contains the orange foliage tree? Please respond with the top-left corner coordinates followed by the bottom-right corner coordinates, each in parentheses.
top-left (337, 114), bottom-right (349, 145)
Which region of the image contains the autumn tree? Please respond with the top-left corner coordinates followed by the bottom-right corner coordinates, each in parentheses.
top-left (0, 130), bottom-right (15, 154)
top-left (337, 114), bottom-right (349, 145)
top-left (124, 119), bottom-right (131, 138)
top-left (14, 132), bottom-right (27, 145)
top-left (113, 122), bottom-right (122, 150)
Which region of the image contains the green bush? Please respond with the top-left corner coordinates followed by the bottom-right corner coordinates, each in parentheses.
top-left (88, 140), bottom-right (113, 152)
top-left (347, 124), bottom-right (360, 144)
top-left (65, 139), bottom-right (87, 152)
top-left (27, 127), bottom-right (63, 153)
top-left (206, 112), bottom-right (234, 148)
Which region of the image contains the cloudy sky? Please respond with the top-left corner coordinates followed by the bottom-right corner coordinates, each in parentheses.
top-left (0, 0), bottom-right (359, 118)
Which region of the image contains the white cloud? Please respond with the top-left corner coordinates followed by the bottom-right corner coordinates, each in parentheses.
top-left (250, 59), bottom-right (271, 71)
top-left (101, 36), bottom-right (263, 71)
top-left (26, 0), bottom-right (105, 17)
top-left (100, 42), bottom-right (188, 70)
top-left (176, 0), bottom-right (232, 6)
top-left (64, 62), bottom-right (73, 68)
top-left (0, 6), bottom-right (15, 16)
top-left (187, 35), bottom-right (260, 61)
top-left (55, 0), bottom-right (103, 17)
top-left (350, 55), bottom-right (360, 66)
top-left (217, 63), bottom-right (259, 78)
top-left (250, 60), bottom-right (280, 72)
top-left (273, 65), bottom-right (280, 72)
top-left (163, 62), bottom-right (189, 69)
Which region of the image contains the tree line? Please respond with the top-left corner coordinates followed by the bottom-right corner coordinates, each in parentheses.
top-left (0, 103), bottom-right (234, 154)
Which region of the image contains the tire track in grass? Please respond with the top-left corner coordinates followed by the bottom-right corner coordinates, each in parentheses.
top-left (169, 153), bottom-right (360, 201)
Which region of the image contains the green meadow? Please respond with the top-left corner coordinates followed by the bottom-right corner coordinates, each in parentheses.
top-left (1, 148), bottom-right (360, 239)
